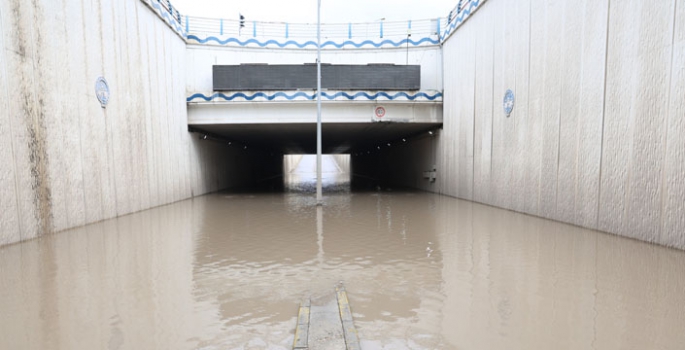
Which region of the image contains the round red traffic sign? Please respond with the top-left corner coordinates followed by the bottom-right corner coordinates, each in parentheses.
top-left (374, 106), bottom-right (386, 118)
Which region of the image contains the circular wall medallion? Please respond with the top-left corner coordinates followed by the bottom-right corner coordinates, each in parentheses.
top-left (374, 106), bottom-right (386, 118)
top-left (95, 77), bottom-right (110, 108)
top-left (503, 89), bottom-right (514, 117)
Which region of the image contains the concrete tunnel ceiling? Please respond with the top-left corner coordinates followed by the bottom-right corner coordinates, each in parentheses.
top-left (190, 122), bottom-right (441, 154)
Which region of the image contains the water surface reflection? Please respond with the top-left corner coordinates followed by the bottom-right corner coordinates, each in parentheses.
top-left (0, 191), bottom-right (684, 349)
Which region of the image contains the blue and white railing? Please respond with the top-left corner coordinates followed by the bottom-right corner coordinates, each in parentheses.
top-left (141, 0), bottom-right (487, 48)
top-left (440, 0), bottom-right (488, 41)
top-left (184, 17), bottom-right (443, 39)
top-left (141, 0), bottom-right (186, 39)
top-left (184, 17), bottom-right (446, 49)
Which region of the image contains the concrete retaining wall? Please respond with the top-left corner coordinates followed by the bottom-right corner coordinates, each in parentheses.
top-left (439, 0), bottom-right (685, 249)
top-left (0, 0), bottom-right (248, 246)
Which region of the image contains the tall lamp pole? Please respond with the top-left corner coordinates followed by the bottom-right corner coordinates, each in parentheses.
top-left (316, 0), bottom-right (323, 205)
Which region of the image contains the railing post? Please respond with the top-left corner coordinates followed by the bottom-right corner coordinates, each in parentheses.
top-left (348, 23), bottom-right (351, 39)
top-left (436, 18), bottom-right (440, 35)
top-left (185, 15), bottom-right (189, 33)
top-left (220, 19), bottom-right (224, 35)
top-left (286, 23), bottom-right (289, 38)
top-left (253, 21), bottom-right (257, 37)
top-left (380, 21), bottom-right (383, 38)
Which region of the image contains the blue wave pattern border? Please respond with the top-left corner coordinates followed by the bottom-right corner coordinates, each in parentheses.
top-left (187, 91), bottom-right (443, 102)
top-left (186, 35), bottom-right (439, 49)
top-left (440, 0), bottom-right (487, 41)
top-left (142, 0), bottom-right (187, 39)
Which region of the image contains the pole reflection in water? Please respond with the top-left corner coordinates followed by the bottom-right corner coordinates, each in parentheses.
top-left (317, 205), bottom-right (324, 266)
top-left (0, 189), bottom-right (684, 349)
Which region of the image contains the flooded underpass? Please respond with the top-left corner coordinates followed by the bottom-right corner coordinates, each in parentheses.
top-left (1, 155), bottom-right (685, 350)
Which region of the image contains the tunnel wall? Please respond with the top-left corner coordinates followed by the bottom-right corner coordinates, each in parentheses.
top-left (351, 132), bottom-right (439, 192)
top-left (439, 0), bottom-right (685, 249)
top-left (0, 0), bottom-right (246, 246)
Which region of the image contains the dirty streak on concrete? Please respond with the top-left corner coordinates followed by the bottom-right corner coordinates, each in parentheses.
top-left (308, 292), bottom-right (346, 350)
top-left (294, 284), bottom-right (360, 350)
top-left (12, 0), bottom-right (54, 239)
top-left (293, 298), bottom-right (310, 349)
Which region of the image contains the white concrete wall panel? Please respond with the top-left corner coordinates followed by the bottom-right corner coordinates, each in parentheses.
top-left (510, 0), bottom-right (531, 214)
top-left (488, 1), bottom-right (506, 210)
top-left (538, 1), bottom-right (563, 220)
top-left (5, 1), bottom-right (43, 242)
top-left (106, 0), bottom-right (127, 217)
top-left (575, 0), bottom-right (609, 230)
top-left (63, 0), bottom-right (90, 230)
top-left (662, 3), bottom-right (685, 248)
top-left (471, 5), bottom-right (494, 205)
top-left (457, 22), bottom-right (475, 201)
top-left (599, 2), bottom-right (644, 236)
top-left (79, 0), bottom-right (108, 224)
top-left (555, 0), bottom-right (583, 224)
top-left (134, 1), bottom-right (155, 212)
top-left (442, 0), bottom-right (684, 249)
top-left (523, 0), bottom-right (545, 217)
top-left (36, 0), bottom-right (68, 234)
top-left (599, 1), bottom-right (674, 241)
top-left (496, 0), bottom-right (517, 211)
top-left (0, 2), bottom-right (21, 245)
top-left (439, 29), bottom-right (458, 197)
top-left (0, 0), bottom-right (243, 246)
top-left (622, 1), bottom-right (676, 242)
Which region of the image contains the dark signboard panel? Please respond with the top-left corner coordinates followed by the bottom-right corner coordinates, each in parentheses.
top-left (213, 64), bottom-right (421, 91)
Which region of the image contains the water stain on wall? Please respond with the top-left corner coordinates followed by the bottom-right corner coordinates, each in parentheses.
top-left (11, 0), bottom-right (54, 238)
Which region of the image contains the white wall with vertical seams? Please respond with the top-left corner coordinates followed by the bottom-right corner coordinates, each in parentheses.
top-left (440, 0), bottom-right (684, 249)
top-left (0, 0), bottom-right (250, 247)
top-left (663, 3), bottom-right (685, 249)
top-left (0, 0), bottom-right (20, 246)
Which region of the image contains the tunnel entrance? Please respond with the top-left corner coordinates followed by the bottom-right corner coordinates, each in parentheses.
top-left (283, 154), bottom-right (350, 192)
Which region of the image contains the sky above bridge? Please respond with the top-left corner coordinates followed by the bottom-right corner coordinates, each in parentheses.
top-left (171, 0), bottom-right (456, 23)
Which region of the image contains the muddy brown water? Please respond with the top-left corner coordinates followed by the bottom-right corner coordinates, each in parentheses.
top-left (1, 169), bottom-right (684, 349)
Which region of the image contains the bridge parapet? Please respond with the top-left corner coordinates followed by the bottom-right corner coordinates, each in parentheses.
top-left (185, 17), bottom-right (443, 50)
top-left (140, 0), bottom-right (489, 49)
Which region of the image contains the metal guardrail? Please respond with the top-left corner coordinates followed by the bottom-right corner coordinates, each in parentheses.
top-left (181, 16), bottom-right (446, 39)
top-left (158, 0), bottom-right (182, 23)
top-left (152, 0), bottom-right (481, 41)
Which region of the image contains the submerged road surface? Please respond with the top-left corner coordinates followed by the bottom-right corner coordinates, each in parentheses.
top-left (1, 187), bottom-right (685, 349)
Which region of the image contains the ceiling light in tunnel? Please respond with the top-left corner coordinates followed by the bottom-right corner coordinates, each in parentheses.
top-left (428, 131), bottom-right (434, 135)
top-left (202, 134), bottom-right (208, 140)
top-left (228, 142), bottom-right (232, 145)
top-left (402, 138), bottom-right (406, 142)
top-left (387, 143), bottom-right (391, 146)
top-left (244, 146), bottom-right (247, 150)
top-left (377, 146), bottom-right (381, 150)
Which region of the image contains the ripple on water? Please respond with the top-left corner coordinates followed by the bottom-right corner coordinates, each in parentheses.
top-left (1, 191), bottom-right (685, 349)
